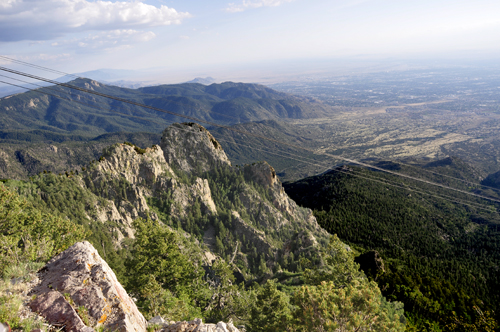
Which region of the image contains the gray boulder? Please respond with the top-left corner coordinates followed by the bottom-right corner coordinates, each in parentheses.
top-left (148, 316), bottom-right (166, 326)
top-left (30, 241), bottom-right (146, 332)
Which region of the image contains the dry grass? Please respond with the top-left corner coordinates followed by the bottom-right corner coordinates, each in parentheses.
top-left (0, 266), bottom-right (46, 331)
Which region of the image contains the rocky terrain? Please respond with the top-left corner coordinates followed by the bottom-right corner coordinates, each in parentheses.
top-left (24, 241), bottom-right (241, 332)
top-left (0, 122), bottom-right (407, 331)
top-left (1, 122), bottom-right (331, 331)
top-left (7, 122), bottom-right (328, 280)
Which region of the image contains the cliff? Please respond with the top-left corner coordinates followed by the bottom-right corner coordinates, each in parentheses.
top-left (15, 122), bottom-right (328, 279)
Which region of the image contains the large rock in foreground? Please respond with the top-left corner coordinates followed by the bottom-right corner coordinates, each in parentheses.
top-left (30, 241), bottom-right (146, 332)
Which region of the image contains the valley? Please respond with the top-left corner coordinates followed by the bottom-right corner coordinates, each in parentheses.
top-left (3, 0), bottom-right (500, 330)
top-left (1, 67), bottom-right (500, 331)
top-left (243, 68), bottom-right (500, 180)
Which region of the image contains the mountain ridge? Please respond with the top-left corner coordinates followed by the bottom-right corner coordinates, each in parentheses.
top-left (0, 121), bottom-right (407, 331)
top-left (0, 78), bottom-right (333, 140)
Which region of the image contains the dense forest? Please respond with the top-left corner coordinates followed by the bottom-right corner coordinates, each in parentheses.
top-left (283, 160), bottom-right (500, 331)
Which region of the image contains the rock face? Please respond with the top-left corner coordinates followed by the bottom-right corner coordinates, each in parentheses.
top-left (24, 122), bottom-right (328, 279)
top-left (80, 123), bottom-right (328, 275)
top-left (30, 291), bottom-right (95, 332)
top-left (161, 123), bottom-right (231, 175)
top-left (80, 141), bottom-right (218, 240)
top-left (30, 241), bottom-right (147, 332)
top-left (150, 318), bottom-right (241, 332)
top-left (231, 211), bottom-right (271, 255)
top-left (81, 143), bottom-right (172, 239)
top-left (243, 161), bottom-right (277, 188)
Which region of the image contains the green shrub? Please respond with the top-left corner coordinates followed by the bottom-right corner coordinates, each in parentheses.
top-left (126, 218), bottom-right (203, 296)
top-left (0, 183), bottom-right (87, 278)
top-left (292, 280), bottom-right (405, 332)
top-left (123, 141), bottom-right (147, 154)
top-left (248, 280), bottom-right (292, 332)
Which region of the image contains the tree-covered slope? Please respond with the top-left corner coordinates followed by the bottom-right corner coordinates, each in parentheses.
top-left (0, 79), bottom-right (332, 140)
top-left (0, 122), bottom-right (407, 330)
top-left (283, 161), bottom-right (500, 331)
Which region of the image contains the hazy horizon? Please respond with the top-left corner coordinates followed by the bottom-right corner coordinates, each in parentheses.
top-left (1, 0), bottom-right (500, 86)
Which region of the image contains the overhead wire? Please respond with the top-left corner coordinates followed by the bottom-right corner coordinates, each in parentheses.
top-left (0, 78), bottom-right (163, 125)
top-left (0, 53), bottom-right (263, 124)
top-left (0, 59), bottom-right (490, 186)
top-left (0, 72), bottom-right (244, 126)
top-left (212, 136), bottom-right (499, 212)
top-left (2, 64), bottom-right (500, 207)
top-left (365, 96), bottom-right (500, 192)
top-left (355, 98), bottom-right (500, 193)
top-left (0, 64), bottom-right (246, 123)
top-left (0, 55), bottom-right (81, 79)
top-left (374, 157), bottom-right (500, 193)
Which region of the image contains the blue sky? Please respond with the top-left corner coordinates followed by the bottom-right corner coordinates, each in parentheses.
top-left (1, 0), bottom-right (500, 83)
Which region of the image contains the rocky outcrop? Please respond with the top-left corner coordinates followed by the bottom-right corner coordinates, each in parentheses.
top-left (80, 143), bottom-right (171, 239)
top-left (27, 241), bottom-right (243, 332)
top-left (79, 140), bottom-right (219, 240)
top-left (20, 122), bottom-right (327, 279)
top-left (242, 162), bottom-right (322, 231)
top-left (243, 161), bottom-right (277, 188)
top-left (161, 123), bottom-right (231, 175)
top-left (231, 211), bottom-right (271, 255)
top-left (30, 241), bottom-right (147, 332)
top-left (148, 317), bottom-right (241, 332)
top-left (30, 291), bottom-right (95, 332)
top-left (169, 177), bottom-right (218, 218)
top-left (97, 144), bottom-right (173, 187)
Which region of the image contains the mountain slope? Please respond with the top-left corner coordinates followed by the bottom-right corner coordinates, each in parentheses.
top-left (0, 122), bottom-right (410, 330)
top-left (283, 162), bottom-right (500, 329)
top-left (0, 132), bottom-right (161, 180)
top-left (0, 79), bottom-right (333, 140)
top-left (4, 122), bottom-right (329, 281)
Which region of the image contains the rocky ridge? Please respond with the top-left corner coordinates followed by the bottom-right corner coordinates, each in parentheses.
top-left (160, 123), bottom-right (231, 175)
top-left (2, 122), bottom-right (335, 332)
top-left (27, 122), bottom-right (328, 279)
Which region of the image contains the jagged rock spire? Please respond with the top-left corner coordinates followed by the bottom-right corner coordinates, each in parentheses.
top-left (161, 123), bottom-right (231, 175)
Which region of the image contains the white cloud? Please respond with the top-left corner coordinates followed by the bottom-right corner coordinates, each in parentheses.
top-left (51, 29), bottom-right (156, 52)
top-left (226, 0), bottom-right (293, 13)
top-left (15, 53), bottom-right (73, 62)
top-left (0, 0), bottom-right (190, 42)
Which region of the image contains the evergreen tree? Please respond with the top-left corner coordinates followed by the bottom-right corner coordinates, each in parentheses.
top-left (248, 280), bottom-right (292, 332)
top-left (126, 218), bottom-right (203, 297)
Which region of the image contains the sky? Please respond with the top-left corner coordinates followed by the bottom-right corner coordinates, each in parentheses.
top-left (1, 0), bottom-right (500, 83)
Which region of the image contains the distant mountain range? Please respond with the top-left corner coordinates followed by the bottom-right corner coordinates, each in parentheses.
top-left (185, 77), bottom-right (216, 85)
top-left (0, 78), bottom-right (332, 142)
top-left (0, 74), bottom-right (75, 98)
